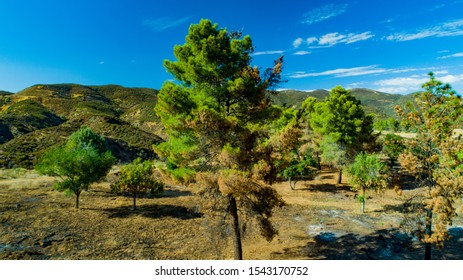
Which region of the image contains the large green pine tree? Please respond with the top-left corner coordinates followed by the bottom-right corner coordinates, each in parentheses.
top-left (154, 19), bottom-right (285, 259)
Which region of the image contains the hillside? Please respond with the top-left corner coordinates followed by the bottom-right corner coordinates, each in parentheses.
top-left (0, 84), bottom-right (164, 168)
top-left (273, 88), bottom-right (414, 119)
top-left (0, 83), bottom-right (416, 168)
top-left (0, 91), bottom-right (14, 96)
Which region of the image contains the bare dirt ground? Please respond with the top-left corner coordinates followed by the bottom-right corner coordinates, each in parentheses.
top-left (1, 167), bottom-right (463, 260)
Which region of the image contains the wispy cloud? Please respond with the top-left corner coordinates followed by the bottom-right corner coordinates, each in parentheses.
top-left (439, 74), bottom-right (463, 84)
top-left (301, 4), bottom-right (348, 25)
top-left (290, 65), bottom-right (385, 79)
top-left (289, 65), bottom-right (445, 84)
top-left (318, 33), bottom-right (346, 46)
top-left (385, 18), bottom-right (463, 41)
top-left (143, 16), bottom-right (192, 32)
top-left (374, 76), bottom-right (429, 94)
top-left (373, 72), bottom-right (463, 94)
top-left (253, 50), bottom-right (285, 56)
top-left (438, 52), bottom-right (463, 59)
top-left (293, 38), bottom-right (303, 48)
top-left (292, 51), bottom-right (311, 56)
top-left (306, 37), bottom-right (317, 45)
top-left (314, 31), bottom-right (374, 47)
top-left (293, 31), bottom-right (374, 49)
top-left (343, 32), bottom-right (375, 44)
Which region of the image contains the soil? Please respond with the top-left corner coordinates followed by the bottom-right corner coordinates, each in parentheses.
top-left (1, 167), bottom-right (463, 260)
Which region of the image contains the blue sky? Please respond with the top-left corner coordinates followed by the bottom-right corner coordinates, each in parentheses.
top-left (1, 0), bottom-right (463, 94)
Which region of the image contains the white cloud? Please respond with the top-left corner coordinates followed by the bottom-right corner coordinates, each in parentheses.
top-left (439, 74), bottom-right (463, 84)
top-left (311, 31), bottom-right (374, 47)
top-left (374, 76), bottom-right (428, 94)
top-left (293, 38), bottom-right (303, 48)
top-left (292, 32), bottom-right (373, 49)
top-left (433, 70), bottom-right (449, 75)
top-left (143, 16), bottom-right (191, 32)
top-left (390, 67), bottom-right (437, 74)
top-left (292, 51), bottom-right (311, 56)
top-left (343, 32), bottom-right (375, 44)
top-left (438, 52), bottom-right (463, 59)
top-left (290, 65), bottom-right (385, 79)
top-left (318, 33), bottom-right (346, 46)
top-left (380, 18), bottom-right (395, 24)
top-left (386, 18), bottom-right (463, 41)
top-left (375, 76), bottom-right (428, 87)
top-left (374, 87), bottom-right (413, 94)
top-left (301, 4), bottom-right (348, 25)
top-left (373, 73), bottom-right (463, 94)
top-left (253, 50), bottom-right (285, 56)
top-left (306, 37), bottom-right (318, 45)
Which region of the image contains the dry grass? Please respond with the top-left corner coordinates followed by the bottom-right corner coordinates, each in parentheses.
top-left (1, 168), bottom-right (462, 260)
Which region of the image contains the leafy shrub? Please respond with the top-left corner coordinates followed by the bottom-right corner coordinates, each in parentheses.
top-left (347, 152), bottom-right (387, 213)
top-left (113, 158), bottom-right (164, 209)
top-left (282, 154), bottom-right (318, 190)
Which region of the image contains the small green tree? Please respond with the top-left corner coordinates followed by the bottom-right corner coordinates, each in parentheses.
top-left (115, 158), bottom-right (163, 210)
top-left (347, 152), bottom-right (387, 213)
top-left (382, 133), bottom-right (405, 166)
top-left (373, 118), bottom-right (401, 132)
top-left (282, 154), bottom-right (318, 190)
top-left (319, 135), bottom-right (348, 184)
top-left (35, 126), bottom-right (115, 208)
top-left (310, 86), bottom-right (375, 183)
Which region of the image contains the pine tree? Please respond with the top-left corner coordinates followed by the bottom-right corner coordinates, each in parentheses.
top-left (396, 72), bottom-right (463, 259)
top-left (154, 19), bottom-right (285, 259)
top-left (309, 86), bottom-right (374, 183)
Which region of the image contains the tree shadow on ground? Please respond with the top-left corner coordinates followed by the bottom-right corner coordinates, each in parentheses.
top-left (111, 189), bottom-right (193, 199)
top-left (272, 228), bottom-right (463, 260)
top-left (297, 183), bottom-right (352, 193)
top-left (374, 198), bottom-right (422, 214)
top-left (102, 204), bottom-right (202, 220)
top-left (159, 189), bottom-right (193, 198)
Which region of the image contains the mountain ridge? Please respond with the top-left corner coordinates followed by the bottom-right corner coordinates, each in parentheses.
top-left (0, 84), bottom-right (164, 168)
top-left (273, 88), bottom-right (414, 119)
top-left (0, 83), bottom-right (413, 168)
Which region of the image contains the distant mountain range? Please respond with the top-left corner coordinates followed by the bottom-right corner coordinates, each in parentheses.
top-left (0, 84), bottom-right (413, 168)
top-left (0, 84), bottom-right (163, 168)
top-left (273, 88), bottom-right (414, 119)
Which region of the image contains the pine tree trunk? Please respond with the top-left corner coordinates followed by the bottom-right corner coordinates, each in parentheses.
top-left (75, 192), bottom-right (80, 209)
top-left (424, 209), bottom-right (433, 260)
top-left (289, 178), bottom-right (296, 190)
top-left (133, 193), bottom-right (137, 211)
top-left (229, 195), bottom-right (243, 260)
top-left (361, 186), bottom-right (366, 214)
top-left (337, 168), bottom-right (342, 184)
